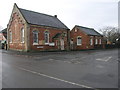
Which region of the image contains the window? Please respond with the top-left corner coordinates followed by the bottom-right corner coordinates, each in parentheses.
top-left (95, 38), bottom-right (98, 45)
top-left (21, 28), bottom-right (24, 43)
top-left (75, 28), bottom-right (77, 32)
top-left (90, 37), bottom-right (93, 45)
top-left (33, 30), bottom-right (38, 44)
top-left (44, 31), bottom-right (49, 44)
top-left (77, 36), bottom-right (82, 45)
top-left (99, 39), bottom-right (102, 44)
top-left (9, 31), bottom-right (12, 43)
top-left (63, 32), bottom-right (67, 37)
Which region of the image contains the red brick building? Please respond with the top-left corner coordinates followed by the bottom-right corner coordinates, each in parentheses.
top-left (0, 28), bottom-right (7, 41)
top-left (0, 28), bottom-right (7, 49)
top-left (70, 25), bottom-right (104, 50)
top-left (7, 4), bottom-right (70, 51)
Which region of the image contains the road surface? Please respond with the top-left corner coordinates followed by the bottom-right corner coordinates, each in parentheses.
top-left (1, 49), bottom-right (118, 88)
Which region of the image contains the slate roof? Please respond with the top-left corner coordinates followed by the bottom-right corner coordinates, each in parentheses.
top-left (19, 8), bottom-right (69, 30)
top-left (76, 25), bottom-right (102, 36)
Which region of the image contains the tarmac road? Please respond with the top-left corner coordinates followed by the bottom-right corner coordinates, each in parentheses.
top-left (1, 49), bottom-right (118, 88)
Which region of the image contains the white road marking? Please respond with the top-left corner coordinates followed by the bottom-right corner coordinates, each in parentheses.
top-left (75, 61), bottom-right (81, 64)
top-left (96, 65), bottom-right (104, 68)
top-left (63, 61), bottom-right (71, 63)
top-left (96, 56), bottom-right (112, 62)
top-left (18, 67), bottom-right (93, 88)
top-left (49, 59), bottom-right (54, 61)
top-left (48, 59), bottom-right (81, 64)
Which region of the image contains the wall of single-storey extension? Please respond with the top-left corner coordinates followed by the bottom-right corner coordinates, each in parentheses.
top-left (29, 25), bottom-right (69, 51)
top-left (70, 27), bottom-right (103, 50)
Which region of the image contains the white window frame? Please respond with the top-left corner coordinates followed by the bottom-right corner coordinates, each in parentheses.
top-left (33, 30), bottom-right (39, 45)
top-left (77, 36), bottom-right (82, 46)
top-left (21, 28), bottom-right (25, 43)
top-left (44, 31), bottom-right (49, 45)
top-left (95, 38), bottom-right (98, 45)
top-left (90, 37), bottom-right (93, 45)
top-left (9, 31), bottom-right (12, 43)
top-left (99, 38), bottom-right (102, 45)
top-left (75, 28), bottom-right (78, 32)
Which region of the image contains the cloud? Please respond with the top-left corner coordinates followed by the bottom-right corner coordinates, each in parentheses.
top-left (0, 0), bottom-right (118, 30)
top-left (0, 26), bottom-right (3, 31)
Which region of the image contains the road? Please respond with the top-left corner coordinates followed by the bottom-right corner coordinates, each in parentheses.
top-left (0, 50), bottom-right (2, 89)
top-left (1, 49), bottom-right (118, 88)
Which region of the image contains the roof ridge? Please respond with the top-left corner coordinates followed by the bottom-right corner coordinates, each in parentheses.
top-left (92, 29), bottom-right (102, 35)
top-left (19, 8), bottom-right (55, 18)
top-left (18, 7), bottom-right (69, 30)
top-left (76, 25), bottom-right (102, 36)
top-left (75, 25), bottom-right (94, 30)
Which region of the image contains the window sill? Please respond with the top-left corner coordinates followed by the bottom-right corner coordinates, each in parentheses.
top-left (77, 44), bottom-right (82, 46)
top-left (21, 42), bottom-right (25, 44)
top-left (33, 43), bottom-right (39, 45)
top-left (45, 43), bottom-right (49, 45)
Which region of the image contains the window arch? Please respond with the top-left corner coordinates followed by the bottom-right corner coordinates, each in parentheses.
top-left (99, 38), bottom-right (102, 44)
top-left (21, 28), bottom-right (24, 43)
top-left (90, 37), bottom-right (93, 45)
top-left (77, 36), bottom-right (82, 45)
top-left (44, 31), bottom-right (49, 44)
top-left (9, 31), bottom-right (12, 43)
top-left (33, 30), bottom-right (39, 44)
top-left (95, 38), bottom-right (98, 45)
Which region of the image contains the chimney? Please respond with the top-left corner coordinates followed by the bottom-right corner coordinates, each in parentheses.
top-left (54, 15), bottom-right (57, 18)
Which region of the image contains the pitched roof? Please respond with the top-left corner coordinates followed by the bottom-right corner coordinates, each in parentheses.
top-left (19, 8), bottom-right (69, 30)
top-left (75, 25), bottom-right (102, 36)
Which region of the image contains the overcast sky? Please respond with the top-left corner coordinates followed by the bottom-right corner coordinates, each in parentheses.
top-left (0, 0), bottom-right (119, 31)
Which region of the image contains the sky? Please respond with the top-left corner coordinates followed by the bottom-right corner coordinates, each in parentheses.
top-left (0, 0), bottom-right (119, 32)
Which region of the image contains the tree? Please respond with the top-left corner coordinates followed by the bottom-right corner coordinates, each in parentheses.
top-left (99, 26), bottom-right (119, 44)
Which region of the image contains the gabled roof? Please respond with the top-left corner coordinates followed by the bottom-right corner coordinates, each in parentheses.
top-left (19, 8), bottom-right (69, 30)
top-left (75, 25), bottom-right (102, 36)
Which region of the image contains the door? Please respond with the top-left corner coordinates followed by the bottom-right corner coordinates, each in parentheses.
top-left (60, 39), bottom-right (64, 50)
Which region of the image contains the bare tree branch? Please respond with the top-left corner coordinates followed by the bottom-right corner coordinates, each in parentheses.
top-left (99, 26), bottom-right (119, 44)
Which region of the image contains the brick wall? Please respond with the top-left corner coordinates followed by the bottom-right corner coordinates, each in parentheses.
top-left (29, 25), bottom-right (69, 51)
top-left (8, 12), bottom-right (26, 51)
top-left (70, 27), bottom-right (103, 50)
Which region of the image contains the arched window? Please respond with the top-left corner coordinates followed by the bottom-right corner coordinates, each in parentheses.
top-left (44, 31), bottom-right (49, 44)
top-left (33, 30), bottom-right (39, 44)
top-left (9, 31), bottom-right (12, 43)
top-left (99, 38), bottom-right (102, 44)
top-left (95, 38), bottom-right (98, 45)
top-left (90, 37), bottom-right (93, 45)
top-left (77, 36), bottom-right (82, 45)
top-left (21, 28), bottom-right (24, 43)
